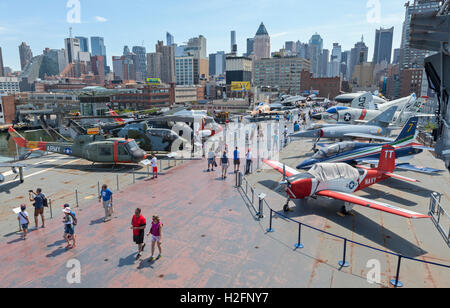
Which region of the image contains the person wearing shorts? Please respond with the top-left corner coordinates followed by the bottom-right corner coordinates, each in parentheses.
top-left (220, 151), bottom-right (229, 180)
top-left (99, 185), bottom-right (113, 222)
top-left (131, 208), bottom-right (147, 260)
top-left (147, 215), bottom-right (163, 262)
top-left (151, 155), bottom-right (158, 179)
top-left (233, 147), bottom-right (240, 173)
top-left (63, 207), bottom-right (76, 249)
top-left (17, 205), bottom-right (30, 240)
top-left (29, 188), bottom-right (45, 229)
top-left (207, 150), bottom-right (216, 172)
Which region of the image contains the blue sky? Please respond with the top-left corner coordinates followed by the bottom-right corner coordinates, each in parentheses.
top-left (0, 0), bottom-right (407, 71)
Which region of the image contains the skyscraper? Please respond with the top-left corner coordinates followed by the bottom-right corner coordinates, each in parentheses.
top-left (132, 46), bottom-right (147, 82)
top-left (64, 37), bottom-right (81, 64)
top-left (393, 48), bottom-right (401, 64)
top-left (373, 27), bottom-right (394, 64)
top-left (147, 52), bottom-right (162, 79)
top-left (19, 42), bottom-right (33, 71)
top-left (155, 41), bottom-right (176, 84)
top-left (167, 32), bottom-right (174, 46)
top-left (308, 33), bottom-right (323, 77)
top-left (0, 47), bottom-right (4, 77)
top-left (253, 22), bottom-right (270, 60)
top-left (319, 49), bottom-right (329, 77)
top-left (187, 35), bottom-right (207, 59)
top-left (246, 38), bottom-right (254, 57)
top-left (285, 41), bottom-right (296, 55)
top-left (349, 36), bottom-right (369, 80)
top-left (209, 51), bottom-right (225, 76)
top-left (231, 31), bottom-right (236, 53)
top-left (76, 37), bottom-right (89, 53)
top-left (91, 37), bottom-right (108, 72)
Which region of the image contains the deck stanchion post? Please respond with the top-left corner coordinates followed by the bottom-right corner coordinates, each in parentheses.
top-left (75, 190), bottom-right (79, 208)
top-left (49, 199), bottom-right (53, 219)
top-left (338, 239), bottom-right (349, 268)
top-left (390, 256), bottom-right (404, 288)
top-left (266, 209), bottom-right (274, 233)
top-left (295, 223), bottom-right (304, 249)
top-left (97, 182), bottom-right (100, 198)
top-left (133, 168), bottom-right (135, 184)
top-left (116, 175), bottom-right (119, 191)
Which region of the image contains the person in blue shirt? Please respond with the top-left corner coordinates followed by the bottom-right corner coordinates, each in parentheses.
top-left (99, 184), bottom-right (114, 222)
top-left (233, 147), bottom-right (240, 173)
top-left (29, 188), bottom-right (46, 229)
top-left (294, 121), bottom-right (300, 132)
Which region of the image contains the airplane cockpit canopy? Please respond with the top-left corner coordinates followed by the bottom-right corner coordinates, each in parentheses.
top-left (312, 142), bottom-right (356, 160)
top-left (326, 106), bottom-right (349, 114)
top-left (308, 163), bottom-right (360, 182)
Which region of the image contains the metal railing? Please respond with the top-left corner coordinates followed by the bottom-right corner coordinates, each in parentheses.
top-left (429, 192), bottom-right (450, 246)
top-left (236, 173), bottom-right (450, 288)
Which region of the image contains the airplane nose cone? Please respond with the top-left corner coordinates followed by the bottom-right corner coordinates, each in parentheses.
top-left (312, 114), bottom-right (322, 120)
top-left (133, 150), bottom-right (146, 162)
top-left (297, 159), bottom-right (316, 170)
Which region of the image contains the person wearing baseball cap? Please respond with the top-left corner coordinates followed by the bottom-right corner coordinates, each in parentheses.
top-left (62, 206), bottom-right (76, 249)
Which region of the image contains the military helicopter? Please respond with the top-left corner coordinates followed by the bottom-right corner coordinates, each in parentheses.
top-left (111, 122), bottom-right (191, 153)
top-left (8, 126), bottom-right (147, 165)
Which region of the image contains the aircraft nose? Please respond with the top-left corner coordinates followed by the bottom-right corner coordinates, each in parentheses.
top-left (312, 114), bottom-right (322, 120)
top-left (297, 159), bottom-right (316, 170)
top-left (132, 149), bottom-right (146, 162)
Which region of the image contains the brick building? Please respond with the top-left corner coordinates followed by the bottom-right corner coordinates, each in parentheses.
top-left (110, 84), bottom-right (175, 110)
top-left (300, 70), bottom-right (342, 99)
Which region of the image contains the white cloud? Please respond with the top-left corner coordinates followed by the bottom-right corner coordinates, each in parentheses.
top-left (272, 32), bottom-right (289, 38)
top-left (95, 16), bottom-right (108, 23)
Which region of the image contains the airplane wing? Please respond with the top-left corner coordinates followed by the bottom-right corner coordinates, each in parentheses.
top-left (343, 133), bottom-right (395, 142)
top-left (356, 158), bottom-right (442, 174)
top-left (0, 163), bottom-right (27, 168)
top-left (316, 190), bottom-right (430, 219)
top-left (394, 163), bottom-right (443, 174)
top-left (263, 160), bottom-right (300, 177)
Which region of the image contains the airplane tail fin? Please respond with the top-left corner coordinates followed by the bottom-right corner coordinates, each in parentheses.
top-left (108, 106), bottom-right (125, 124)
top-left (392, 117), bottom-right (419, 144)
top-left (378, 145), bottom-right (396, 173)
top-left (350, 92), bottom-right (376, 110)
top-left (366, 106), bottom-right (398, 127)
top-left (8, 126), bottom-right (27, 148)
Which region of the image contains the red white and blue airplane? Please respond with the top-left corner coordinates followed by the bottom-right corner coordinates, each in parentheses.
top-left (264, 145), bottom-right (431, 219)
top-left (296, 117), bottom-right (442, 174)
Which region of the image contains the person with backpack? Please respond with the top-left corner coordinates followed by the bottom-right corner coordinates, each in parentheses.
top-left (29, 188), bottom-right (46, 229)
top-left (62, 206), bottom-right (76, 249)
top-left (17, 205), bottom-right (30, 240)
top-left (147, 215), bottom-right (163, 262)
top-left (220, 151), bottom-right (229, 180)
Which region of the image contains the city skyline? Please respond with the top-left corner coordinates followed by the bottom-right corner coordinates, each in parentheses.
top-left (0, 0), bottom-right (407, 71)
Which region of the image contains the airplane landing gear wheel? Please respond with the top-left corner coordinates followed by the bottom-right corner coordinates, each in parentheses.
top-left (283, 203), bottom-right (290, 212)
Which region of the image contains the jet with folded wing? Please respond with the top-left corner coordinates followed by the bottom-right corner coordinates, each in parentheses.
top-left (291, 106), bottom-right (399, 149)
top-left (297, 117), bottom-right (443, 174)
top-left (264, 145), bottom-right (430, 219)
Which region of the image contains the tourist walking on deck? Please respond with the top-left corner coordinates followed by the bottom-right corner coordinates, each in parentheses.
top-left (245, 149), bottom-right (252, 175)
top-left (151, 155), bottom-right (158, 179)
top-left (131, 208), bottom-right (147, 260)
top-left (29, 188), bottom-right (46, 229)
top-left (99, 184), bottom-right (113, 222)
top-left (17, 205), bottom-right (30, 240)
top-left (147, 215), bottom-right (163, 262)
top-left (220, 151), bottom-right (229, 180)
top-left (207, 149), bottom-right (216, 172)
top-left (63, 207), bottom-right (76, 249)
top-left (233, 147), bottom-right (240, 173)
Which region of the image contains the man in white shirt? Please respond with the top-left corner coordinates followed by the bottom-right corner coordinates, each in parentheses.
top-left (207, 150), bottom-right (216, 172)
top-left (17, 205), bottom-right (30, 240)
top-left (245, 149), bottom-right (252, 175)
top-left (151, 155), bottom-right (158, 179)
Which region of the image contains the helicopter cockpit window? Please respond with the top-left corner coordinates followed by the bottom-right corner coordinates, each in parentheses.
top-left (118, 143), bottom-right (129, 155)
top-left (126, 141), bottom-right (139, 152)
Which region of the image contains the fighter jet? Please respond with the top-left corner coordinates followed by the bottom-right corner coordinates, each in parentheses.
top-left (9, 126), bottom-right (147, 165)
top-left (291, 106), bottom-right (399, 149)
top-left (0, 162), bottom-right (27, 184)
top-left (264, 145), bottom-right (430, 218)
top-left (297, 117), bottom-right (442, 174)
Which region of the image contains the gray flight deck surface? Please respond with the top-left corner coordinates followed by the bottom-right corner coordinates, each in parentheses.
top-left (0, 121), bottom-right (449, 288)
